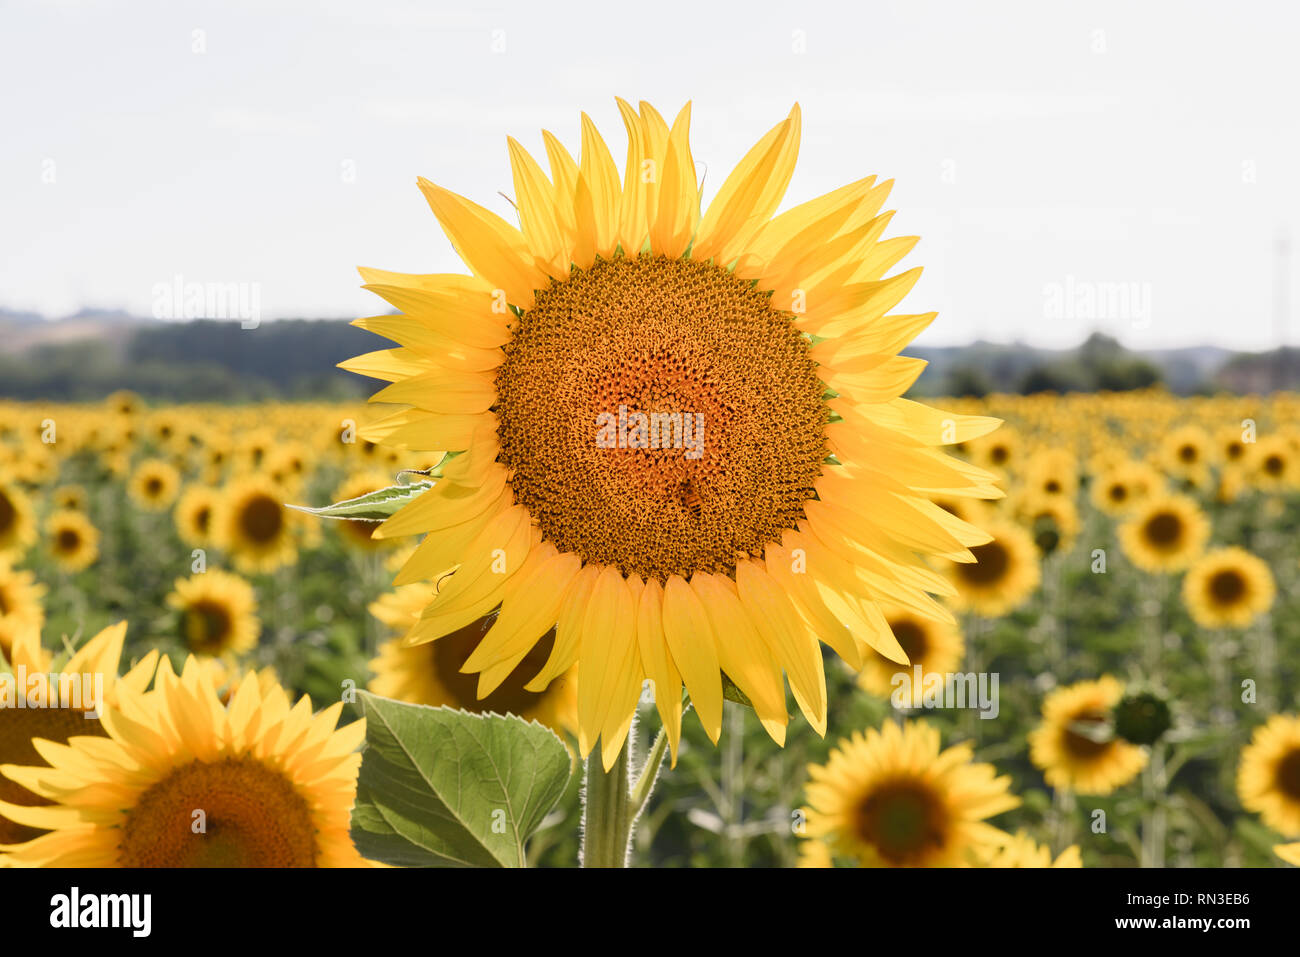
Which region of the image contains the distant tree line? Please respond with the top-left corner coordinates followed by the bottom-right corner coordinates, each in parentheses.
top-left (0, 320), bottom-right (385, 402)
top-left (937, 333), bottom-right (1163, 397)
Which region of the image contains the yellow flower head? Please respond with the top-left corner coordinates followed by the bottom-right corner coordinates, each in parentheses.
top-left (343, 101), bottom-right (1003, 767)
top-left (1029, 675), bottom-right (1147, 795)
top-left (945, 519), bottom-right (1040, 617)
top-left (127, 458), bottom-right (181, 512)
top-left (0, 655), bottom-right (367, 867)
top-left (1238, 714), bottom-right (1300, 837)
top-left (1181, 546), bottom-right (1275, 629)
top-left (802, 720), bottom-right (1019, 867)
top-left (46, 509), bottom-right (100, 573)
top-left (1118, 493), bottom-right (1210, 573)
top-left (367, 582), bottom-right (578, 741)
top-left (0, 623), bottom-right (158, 848)
top-left (166, 569), bottom-right (261, 658)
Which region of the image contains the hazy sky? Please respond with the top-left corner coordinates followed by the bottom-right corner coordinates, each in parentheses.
top-left (3, 0), bottom-right (1297, 349)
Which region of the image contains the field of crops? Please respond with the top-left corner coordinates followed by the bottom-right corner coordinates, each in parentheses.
top-left (2, 389), bottom-right (1297, 868)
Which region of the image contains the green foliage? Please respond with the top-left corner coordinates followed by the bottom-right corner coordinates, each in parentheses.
top-left (288, 481), bottom-right (433, 521)
top-left (349, 693), bottom-right (573, 867)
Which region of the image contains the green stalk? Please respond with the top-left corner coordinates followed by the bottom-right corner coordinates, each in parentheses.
top-left (581, 740), bottom-right (633, 867)
top-left (581, 724), bottom-right (671, 867)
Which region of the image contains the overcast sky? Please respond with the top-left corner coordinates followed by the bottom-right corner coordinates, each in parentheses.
top-left (2, 0), bottom-right (1297, 349)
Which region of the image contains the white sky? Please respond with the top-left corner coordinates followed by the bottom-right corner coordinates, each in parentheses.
top-left (2, 0), bottom-right (1297, 349)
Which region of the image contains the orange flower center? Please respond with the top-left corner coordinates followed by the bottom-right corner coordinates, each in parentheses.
top-left (495, 255), bottom-right (827, 580)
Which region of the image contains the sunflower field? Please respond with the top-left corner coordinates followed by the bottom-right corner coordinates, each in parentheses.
top-left (4, 94), bottom-right (1300, 881)
top-left (2, 386), bottom-right (1298, 869)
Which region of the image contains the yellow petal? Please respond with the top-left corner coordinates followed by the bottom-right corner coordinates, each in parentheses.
top-left (660, 574), bottom-right (722, 742)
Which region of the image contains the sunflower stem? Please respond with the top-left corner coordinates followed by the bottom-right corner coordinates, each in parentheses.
top-left (580, 739), bottom-right (633, 868)
top-left (630, 727), bottom-right (669, 820)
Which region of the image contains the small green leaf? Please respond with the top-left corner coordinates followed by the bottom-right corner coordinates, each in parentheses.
top-left (721, 673), bottom-right (752, 708)
top-left (287, 481), bottom-right (432, 522)
top-left (349, 692), bottom-right (573, 868)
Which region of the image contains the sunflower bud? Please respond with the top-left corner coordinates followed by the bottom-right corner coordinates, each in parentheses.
top-left (1113, 691), bottom-right (1172, 746)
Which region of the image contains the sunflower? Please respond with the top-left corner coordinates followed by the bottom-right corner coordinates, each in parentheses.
top-left (50, 484), bottom-right (88, 512)
top-left (1089, 459), bottom-right (1162, 516)
top-left (0, 623), bottom-right (158, 848)
top-left (1014, 492), bottom-right (1079, 558)
top-left (970, 426), bottom-right (1020, 475)
top-left (0, 481), bottom-right (36, 560)
top-left (127, 458), bottom-right (181, 511)
top-left (166, 570), bottom-right (260, 658)
top-left (342, 100), bottom-right (1002, 767)
top-left (980, 831), bottom-right (1082, 868)
top-left (331, 471), bottom-right (401, 551)
top-left (105, 389), bottom-right (142, 417)
top-left (1028, 676), bottom-right (1147, 795)
top-left (801, 720), bottom-right (1018, 867)
top-left (213, 474), bottom-right (304, 574)
top-left (0, 564), bottom-right (45, 664)
top-left (857, 606), bottom-right (963, 705)
top-left (174, 484), bottom-right (221, 547)
top-left (1248, 434), bottom-right (1299, 492)
top-left (0, 654), bottom-right (368, 867)
top-left (1118, 493), bottom-right (1209, 573)
top-left (1159, 424), bottom-right (1212, 484)
top-left (45, 509), bottom-right (99, 573)
top-left (1216, 425), bottom-right (1251, 467)
top-left (1181, 547), bottom-right (1275, 629)
top-left (1237, 714), bottom-right (1300, 836)
top-left (795, 837), bottom-right (834, 868)
top-left (945, 519), bottom-right (1040, 618)
top-left (1276, 843), bottom-right (1300, 866)
top-left (1023, 448), bottom-right (1077, 501)
top-left (367, 583), bottom-right (578, 739)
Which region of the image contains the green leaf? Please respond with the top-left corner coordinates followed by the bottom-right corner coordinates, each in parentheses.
top-left (349, 692), bottom-right (573, 867)
top-left (286, 480), bottom-right (432, 522)
top-left (721, 672), bottom-right (752, 708)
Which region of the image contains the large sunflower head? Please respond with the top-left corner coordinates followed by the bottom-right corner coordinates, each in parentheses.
top-left (366, 583), bottom-right (577, 740)
top-left (45, 509), bottom-right (100, 573)
top-left (1182, 546), bottom-right (1275, 629)
top-left (343, 101), bottom-right (1003, 767)
top-left (1238, 714), bottom-right (1300, 837)
top-left (1028, 675), bottom-right (1147, 795)
top-left (0, 655), bottom-right (367, 867)
top-left (944, 519), bottom-right (1040, 618)
top-left (801, 720), bottom-right (1019, 867)
top-left (0, 623), bottom-right (158, 848)
top-left (1118, 493), bottom-right (1210, 573)
top-left (166, 569), bottom-right (261, 659)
